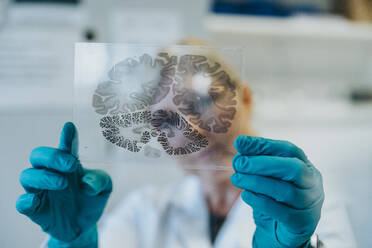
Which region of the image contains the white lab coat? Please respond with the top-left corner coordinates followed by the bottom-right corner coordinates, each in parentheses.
top-left (99, 175), bottom-right (357, 248)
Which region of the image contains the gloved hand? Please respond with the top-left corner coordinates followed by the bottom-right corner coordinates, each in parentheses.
top-left (231, 136), bottom-right (324, 248)
top-left (16, 122), bottom-right (112, 248)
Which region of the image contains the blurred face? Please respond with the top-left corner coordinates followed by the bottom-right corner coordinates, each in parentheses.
top-left (149, 55), bottom-right (252, 168)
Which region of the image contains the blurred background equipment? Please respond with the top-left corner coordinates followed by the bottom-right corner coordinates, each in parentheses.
top-left (211, 0), bottom-right (333, 16)
top-left (0, 0), bottom-right (10, 28)
top-left (0, 0), bottom-right (85, 113)
top-left (348, 0), bottom-right (372, 22)
top-left (205, 13), bottom-right (372, 124)
top-left (1, 0), bottom-right (372, 247)
top-left (107, 8), bottom-right (182, 43)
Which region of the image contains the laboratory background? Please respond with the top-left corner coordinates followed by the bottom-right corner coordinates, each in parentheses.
top-left (1, 0), bottom-right (372, 247)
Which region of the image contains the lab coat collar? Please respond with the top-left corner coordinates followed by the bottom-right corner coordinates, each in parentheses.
top-left (168, 175), bottom-right (255, 247)
top-left (168, 175), bottom-right (208, 218)
top-left (215, 198), bottom-right (255, 248)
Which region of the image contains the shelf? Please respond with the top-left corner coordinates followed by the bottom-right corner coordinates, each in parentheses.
top-left (205, 14), bottom-right (372, 41)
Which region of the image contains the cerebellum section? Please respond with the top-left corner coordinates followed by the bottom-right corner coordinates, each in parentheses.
top-left (151, 110), bottom-right (208, 156)
top-left (99, 111), bottom-right (152, 152)
top-left (99, 110), bottom-right (208, 156)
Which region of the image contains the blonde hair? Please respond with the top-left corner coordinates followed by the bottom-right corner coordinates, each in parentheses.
top-left (175, 38), bottom-right (244, 91)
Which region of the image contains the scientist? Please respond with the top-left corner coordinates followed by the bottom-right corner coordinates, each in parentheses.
top-left (16, 41), bottom-right (355, 248)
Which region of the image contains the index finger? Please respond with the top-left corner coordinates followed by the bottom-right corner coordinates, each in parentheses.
top-left (234, 136), bottom-right (309, 162)
top-left (59, 122), bottom-right (79, 157)
top-left (30, 147), bottom-right (78, 173)
top-left (232, 155), bottom-right (316, 188)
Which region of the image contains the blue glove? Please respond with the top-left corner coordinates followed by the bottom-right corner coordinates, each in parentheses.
top-left (231, 136), bottom-right (324, 248)
top-left (16, 122), bottom-right (112, 248)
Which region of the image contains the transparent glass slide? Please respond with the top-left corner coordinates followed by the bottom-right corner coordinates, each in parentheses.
top-left (74, 43), bottom-right (244, 170)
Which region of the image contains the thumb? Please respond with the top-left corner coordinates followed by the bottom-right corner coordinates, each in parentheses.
top-left (59, 122), bottom-right (79, 157)
top-left (81, 169), bottom-right (113, 196)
